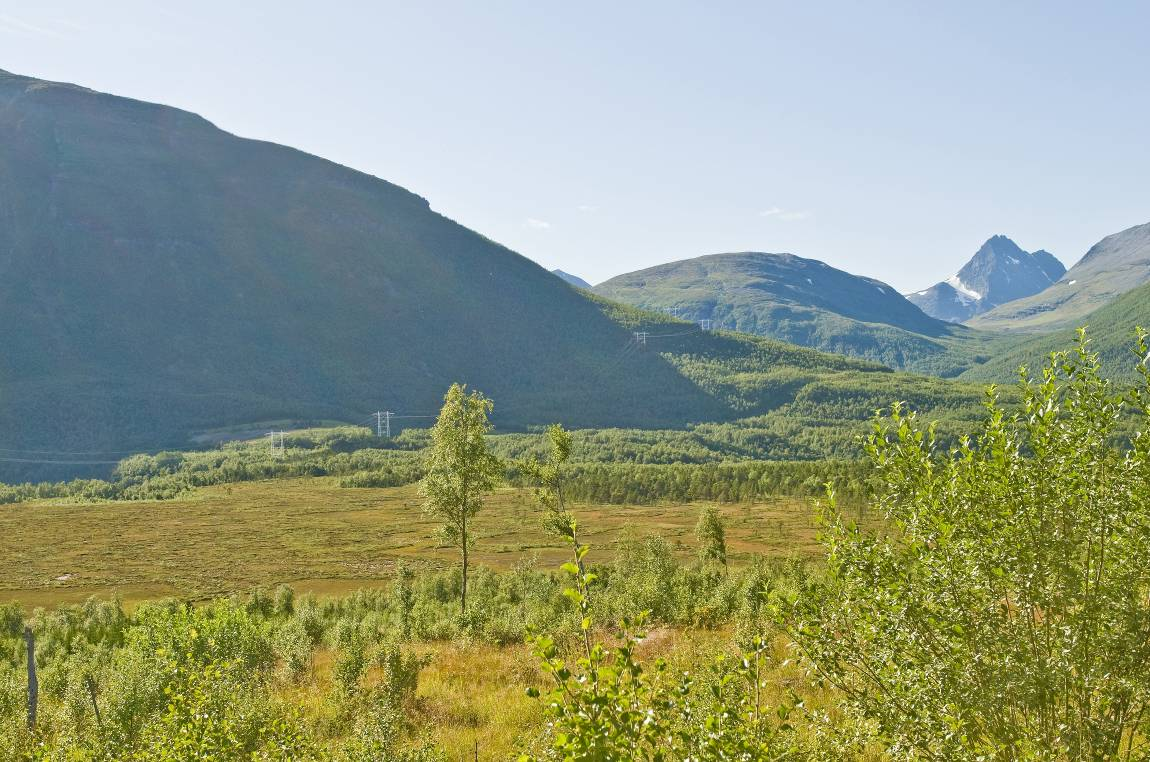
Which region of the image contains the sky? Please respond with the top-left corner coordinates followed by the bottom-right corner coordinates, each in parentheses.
top-left (2, 1), bottom-right (1148, 291)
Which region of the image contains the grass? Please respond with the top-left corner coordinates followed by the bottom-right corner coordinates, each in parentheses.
top-left (410, 641), bottom-right (547, 758)
top-left (0, 476), bottom-right (881, 757)
top-left (404, 629), bottom-right (880, 760)
top-left (0, 478), bottom-right (837, 609)
top-left (289, 630), bottom-right (838, 760)
top-left (0, 476), bottom-right (861, 756)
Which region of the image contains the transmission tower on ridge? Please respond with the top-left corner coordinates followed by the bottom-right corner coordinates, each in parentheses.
top-left (633, 331), bottom-right (649, 346)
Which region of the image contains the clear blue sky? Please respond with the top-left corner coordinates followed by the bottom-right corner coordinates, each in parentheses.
top-left (3, 1), bottom-right (1147, 290)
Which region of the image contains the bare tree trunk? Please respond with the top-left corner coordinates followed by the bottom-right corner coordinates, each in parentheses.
top-left (24, 626), bottom-right (37, 732)
top-left (86, 675), bottom-right (102, 728)
top-left (461, 515), bottom-right (469, 614)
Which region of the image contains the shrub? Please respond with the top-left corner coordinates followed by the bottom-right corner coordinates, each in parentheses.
top-left (782, 331), bottom-right (1150, 758)
top-left (272, 619), bottom-right (313, 683)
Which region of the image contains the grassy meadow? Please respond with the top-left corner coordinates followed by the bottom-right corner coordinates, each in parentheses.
top-left (0, 478), bottom-right (831, 608)
top-left (0, 476), bottom-right (843, 758)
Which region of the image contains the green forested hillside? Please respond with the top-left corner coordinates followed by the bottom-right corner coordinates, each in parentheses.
top-left (961, 280), bottom-right (1150, 383)
top-left (2, 306), bottom-right (999, 498)
top-left (592, 251), bottom-right (1003, 374)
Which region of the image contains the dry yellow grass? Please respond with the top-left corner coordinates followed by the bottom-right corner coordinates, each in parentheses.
top-left (411, 641), bottom-right (547, 759)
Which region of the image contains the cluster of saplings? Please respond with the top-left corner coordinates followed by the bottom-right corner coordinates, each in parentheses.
top-left (3, 331), bottom-right (1150, 760)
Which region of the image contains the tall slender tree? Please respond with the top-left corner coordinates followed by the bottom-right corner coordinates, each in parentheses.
top-left (521, 424), bottom-right (575, 538)
top-left (420, 383), bottom-right (502, 615)
top-left (695, 505), bottom-right (727, 568)
top-left (522, 425), bottom-right (594, 656)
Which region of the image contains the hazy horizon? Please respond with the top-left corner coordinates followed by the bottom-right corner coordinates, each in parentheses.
top-left (3, 1), bottom-right (1148, 290)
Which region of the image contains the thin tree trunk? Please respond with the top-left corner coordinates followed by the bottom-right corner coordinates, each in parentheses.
top-left (24, 626), bottom-right (37, 731)
top-left (461, 515), bottom-right (468, 614)
top-left (86, 675), bottom-right (102, 728)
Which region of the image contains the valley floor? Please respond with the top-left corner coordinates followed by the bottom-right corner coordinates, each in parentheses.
top-left (0, 479), bottom-right (836, 608)
top-left (0, 479), bottom-right (849, 758)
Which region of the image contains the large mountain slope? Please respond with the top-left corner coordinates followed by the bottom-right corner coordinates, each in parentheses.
top-left (961, 279), bottom-right (1150, 384)
top-left (906, 235), bottom-right (1065, 322)
top-left (968, 222), bottom-right (1150, 331)
top-left (0, 69), bottom-right (734, 469)
top-left (592, 251), bottom-right (995, 374)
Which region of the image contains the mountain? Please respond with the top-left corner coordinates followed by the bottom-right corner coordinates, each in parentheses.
top-left (592, 251), bottom-right (994, 374)
top-left (906, 236), bottom-right (1065, 322)
top-left (960, 278), bottom-right (1150, 384)
top-left (0, 68), bottom-right (999, 483)
top-left (0, 68), bottom-right (735, 476)
top-left (552, 269), bottom-right (591, 288)
top-left (968, 222), bottom-right (1150, 331)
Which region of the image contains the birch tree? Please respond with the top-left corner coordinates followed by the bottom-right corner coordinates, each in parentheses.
top-left (420, 383), bottom-right (501, 615)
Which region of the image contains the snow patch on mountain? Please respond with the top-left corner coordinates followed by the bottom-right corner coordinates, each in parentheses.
top-left (944, 275), bottom-right (982, 303)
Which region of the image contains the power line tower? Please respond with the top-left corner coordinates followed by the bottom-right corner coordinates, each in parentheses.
top-left (373, 410), bottom-right (394, 438)
top-left (633, 331), bottom-right (649, 346)
top-left (699, 319), bottom-right (713, 331)
top-left (267, 431), bottom-right (285, 458)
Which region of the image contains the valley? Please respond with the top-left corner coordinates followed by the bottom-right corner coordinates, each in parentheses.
top-left (1, 35), bottom-right (1149, 759)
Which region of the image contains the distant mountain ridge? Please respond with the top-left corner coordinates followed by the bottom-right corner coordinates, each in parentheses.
top-left (9, 66), bottom-right (1142, 486)
top-left (591, 251), bottom-right (997, 373)
top-left (1, 67), bottom-right (1007, 486)
top-left (552, 269), bottom-right (592, 288)
top-left (596, 251), bottom-right (944, 331)
top-left (906, 236), bottom-right (1065, 323)
top-left (969, 222), bottom-right (1150, 331)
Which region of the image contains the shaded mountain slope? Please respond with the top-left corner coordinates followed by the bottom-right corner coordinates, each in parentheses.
top-left (0, 68), bottom-right (731, 471)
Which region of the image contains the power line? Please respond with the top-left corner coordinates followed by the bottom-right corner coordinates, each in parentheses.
top-left (0, 456), bottom-right (123, 465)
top-left (0, 446), bottom-right (156, 456)
top-left (644, 326), bottom-right (703, 339)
